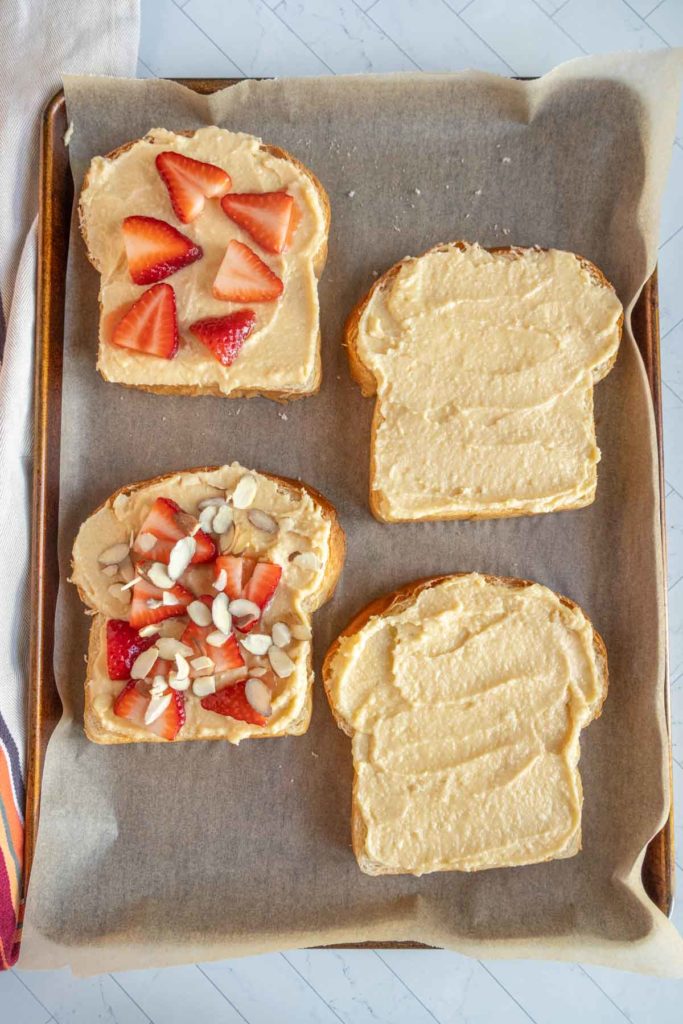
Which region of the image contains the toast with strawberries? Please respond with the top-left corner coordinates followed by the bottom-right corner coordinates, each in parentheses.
top-left (79, 127), bottom-right (330, 400)
top-left (71, 464), bottom-right (344, 744)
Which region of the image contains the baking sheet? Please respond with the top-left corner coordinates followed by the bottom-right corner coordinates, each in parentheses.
top-left (21, 51), bottom-right (683, 975)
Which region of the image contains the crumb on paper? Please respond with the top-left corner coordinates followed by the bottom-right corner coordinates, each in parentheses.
top-left (311, 752), bottom-right (319, 759)
top-left (501, 156), bottom-right (511, 164)
top-left (394, 224), bottom-right (401, 232)
top-left (445, 183), bottom-right (450, 190)
top-left (346, 189), bottom-right (356, 198)
top-left (372, 270), bottom-right (379, 277)
top-left (474, 188), bottom-right (482, 196)
top-left (502, 228), bottom-right (511, 235)
top-left (465, 213), bottom-right (471, 219)
top-left (63, 121), bottom-right (74, 146)
top-left (413, 187), bottom-right (421, 195)
top-left (279, 411), bottom-right (288, 421)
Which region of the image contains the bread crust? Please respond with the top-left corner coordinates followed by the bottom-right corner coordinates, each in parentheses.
top-left (345, 241), bottom-right (624, 522)
top-left (322, 573), bottom-right (608, 876)
top-left (79, 130), bottom-right (331, 403)
top-left (76, 465), bottom-right (345, 745)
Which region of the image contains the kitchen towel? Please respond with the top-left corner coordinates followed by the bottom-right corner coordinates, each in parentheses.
top-left (0, 0), bottom-right (139, 968)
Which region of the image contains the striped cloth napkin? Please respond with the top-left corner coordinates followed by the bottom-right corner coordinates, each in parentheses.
top-left (0, 0), bottom-right (139, 967)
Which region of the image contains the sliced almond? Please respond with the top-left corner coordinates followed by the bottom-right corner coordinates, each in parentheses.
top-left (247, 509), bottom-right (278, 534)
top-left (118, 555), bottom-right (136, 583)
top-left (293, 551), bottom-right (320, 573)
top-left (168, 536), bottom-right (196, 580)
top-left (156, 619), bottom-right (187, 639)
top-left (146, 598), bottom-right (163, 609)
top-left (98, 542), bottom-right (129, 566)
top-left (229, 598), bottom-right (260, 619)
top-left (150, 675), bottom-right (168, 698)
top-left (100, 564), bottom-right (118, 578)
top-left (271, 622), bottom-right (291, 648)
top-left (135, 532), bottom-right (157, 554)
top-left (198, 496), bottom-right (226, 509)
top-left (245, 678), bottom-right (272, 717)
top-left (212, 504), bottom-right (234, 534)
top-left (156, 637), bottom-right (194, 660)
top-left (199, 505), bottom-right (217, 532)
top-left (144, 692), bottom-right (172, 725)
top-left (169, 672), bottom-right (190, 692)
top-left (192, 675), bottom-right (216, 697)
top-left (213, 568), bottom-right (228, 591)
top-left (162, 590), bottom-right (179, 606)
top-left (232, 474), bottom-right (257, 509)
top-left (268, 645), bottom-right (295, 678)
top-left (212, 592), bottom-right (232, 634)
top-left (240, 633), bottom-right (272, 656)
top-left (148, 562), bottom-right (175, 590)
top-left (108, 583), bottom-right (131, 604)
top-left (175, 652), bottom-right (190, 680)
top-left (187, 600), bottom-right (212, 627)
top-left (190, 655), bottom-right (215, 675)
top-left (206, 630), bottom-right (230, 648)
top-left (138, 624), bottom-right (160, 638)
top-left (248, 665), bottom-right (268, 678)
top-left (290, 622), bottom-right (312, 641)
top-left (131, 646), bottom-right (159, 680)
top-left (120, 575), bottom-right (142, 592)
top-left (219, 524), bottom-right (236, 553)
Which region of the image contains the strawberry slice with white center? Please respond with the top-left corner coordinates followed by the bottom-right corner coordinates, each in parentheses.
top-left (133, 497), bottom-right (216, 565)
top-left (122, 215), bottom-right (203, 285)
top-left (181, 599), bottom-right (245, 676)
top-left (156, 151), bottom-right (232, 224)
top-left (129, 577), bottom-right (193, 629)
top-left (213, 240), bottom-right (283, 303)
top-left (106, 619), bottom-right (159, 680)
top-left (221, 191), bottom-right (294, 254)
top-left (111, 283), bottom-right (179, 359)
top-left (188, 310), bottom-right (256, 367)
top-left (114, 680), bottom-right (185, 740)
top-left (200, 680), bottom-right (266, 727)
top-left (214, 556), bottom-right (282, 632)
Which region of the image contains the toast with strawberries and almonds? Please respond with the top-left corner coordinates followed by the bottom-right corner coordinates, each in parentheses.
top-left (79, 127), bottom-right (330, 400)
top-left (71, 463), bottom-right (344, 744)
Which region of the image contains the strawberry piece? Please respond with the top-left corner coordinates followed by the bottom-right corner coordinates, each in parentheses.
top-left (213, 240), bottom-right (283, 303)
top-left (189, 310), bottom-right (256, 367)
top-left (181, 599), bottom-right (245, 675)
top-left (284, 198), bottom-right (303, 250)
top-left (122, 215), bottom-right (202, 285)
top-left (221, 191), bottom-right (294, 254)
top-left (113, 680), bottom-right (185, 740)
top-left (129, 577), bottom-right (193, 629)
top-left (106, 619), bottom-right (158, 680)
top-left (133, 497), bottom-right (216, 565)
top-left (156, 151), bottom-right (231, 224)
top-left (200, 680), bottom-right (266, 727)
top-left (244, 562), bottom-right (282, 613)
top-left (111, 283), bottom-right (179, 360)
top-left (215, 555), bottom-right (256, 600)
top-left (214, 556), bottom-right (281, 632)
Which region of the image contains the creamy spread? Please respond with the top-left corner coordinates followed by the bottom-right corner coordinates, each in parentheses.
top-left (72, 464), bottom-right (332, 743)
top-left (326, 574), bottom-right (604, 875)
top-left (356, 244), bottom-right (623, 520)
top-left (80, 127), bottom-right (327, 394)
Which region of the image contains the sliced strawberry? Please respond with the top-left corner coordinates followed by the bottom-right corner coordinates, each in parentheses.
top-left (156, 151), bottom-right (231, 224)
top-left (122, 215), bottom-right (202, 285)
top-left (244, 562), bottom-right (282, 613)
top-left (106, 619), bottom-right (158, 680)
top-left (113, 680), bottom-right (185, 740)
top-left (111, 283), bottom-right (179, 359)
top-left (215, 555), bottom-right (256, 600)
top-left (201, 679), bottom-right (266, 727)
top-left (221, 191), bottom-right (294, 254)
top-left (284, 198), bottom-right (303, 250)
top-left (213, 240), bottom-right (283, 303)
top-left (188, 310), bottom-right (256, 367)
top-left (133, 497), bottom-right (216, 565)
top-left (181, 600), bottom-right (245, 675)
top-left (129, 577), bottom-right (193, 629)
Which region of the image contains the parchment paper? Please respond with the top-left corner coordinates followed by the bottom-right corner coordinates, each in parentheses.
top-left (21, 51), bottom-right (683, 976)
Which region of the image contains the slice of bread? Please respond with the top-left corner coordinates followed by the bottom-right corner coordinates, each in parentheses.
top-left (79, 127), bottom-right (330, 400)
top-left (71, 464), bottom-right (344, 744)
top-left (323, 573), bottom-right (607, 876)
top-left (346, 242), bottom-right (624, 522)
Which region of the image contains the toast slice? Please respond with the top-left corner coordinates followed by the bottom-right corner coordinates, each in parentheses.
top-left (71, 464), bottom-right (344, 744)
top-left (79, 127), bottom-right (330, 400)
top-left (323, 573), bottom-right (607, 876)
top-left (346, 242), bottom-right (623, 522)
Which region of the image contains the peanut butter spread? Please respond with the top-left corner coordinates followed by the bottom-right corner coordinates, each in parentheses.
top-left (72, 465), bottom-right (332, 743)
top-left (326, 574), bottom-right (606, 875)
top-left (80, 128), bottom-right (327, 394)
top-left (356, 244), bottom-right (623, 521)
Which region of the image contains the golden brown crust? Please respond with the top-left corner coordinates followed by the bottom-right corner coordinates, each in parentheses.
top-left (77, 465), bottom-right (345, 745)
top-left (345, 241), bottom-right (624, 522)
top-left (79, 130), bottom-right (331, 402)
top-left (322, 573), bottom-right (608, 875)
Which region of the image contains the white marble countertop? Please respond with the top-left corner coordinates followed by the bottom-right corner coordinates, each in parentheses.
top-left (6, 1), bottom-right (683, 1020)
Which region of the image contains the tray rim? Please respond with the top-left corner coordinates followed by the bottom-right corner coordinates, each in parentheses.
top-left (25, 81), bottom-right (675, 941)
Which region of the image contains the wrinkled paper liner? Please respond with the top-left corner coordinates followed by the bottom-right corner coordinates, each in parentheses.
top-left (21, 51), bottom-right (683, 975)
